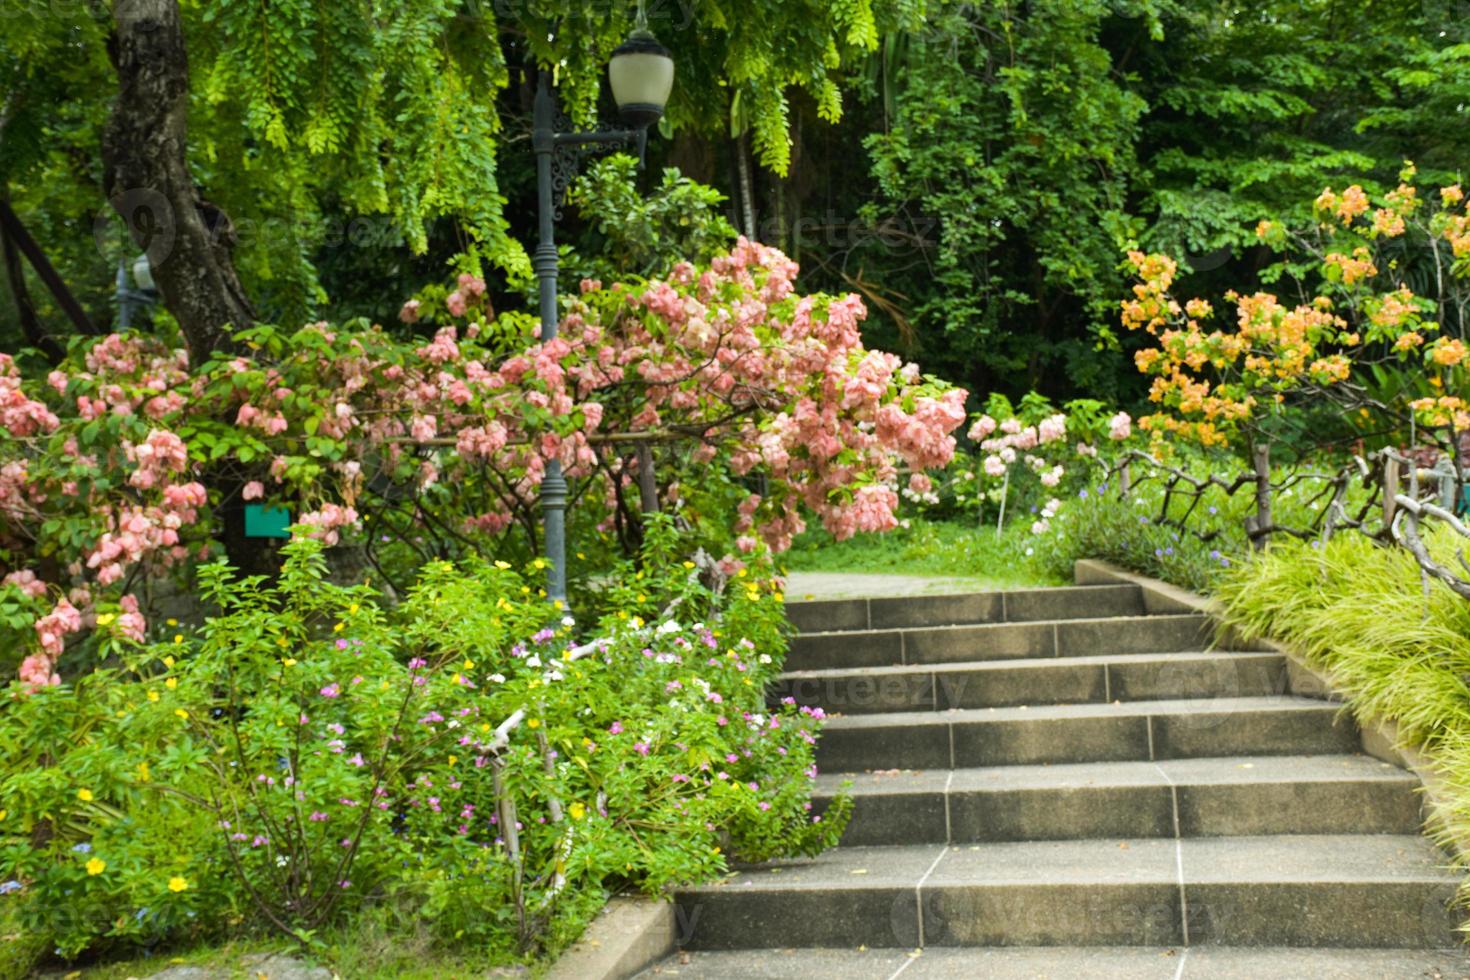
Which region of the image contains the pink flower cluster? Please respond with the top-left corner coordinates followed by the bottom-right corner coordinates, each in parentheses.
top-left (298, 503), bottom-right (360, 547)
top-left (1, 354), bottom-right (61, 437)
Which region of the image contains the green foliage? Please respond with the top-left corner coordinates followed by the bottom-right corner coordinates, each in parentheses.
top-left (1030, 481), bottom-right (1231, 593)
top-left (563, 156), bottom-right (738, 282)
top-left (861, 0), bottom-right (1146, 395)
top-left (0, 532), bottom-right (847, 966)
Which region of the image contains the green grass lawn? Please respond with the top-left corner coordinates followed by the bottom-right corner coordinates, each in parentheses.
top-left (782, 517), bottom-right (1063, 589)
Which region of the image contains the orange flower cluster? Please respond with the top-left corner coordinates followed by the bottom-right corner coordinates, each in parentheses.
top-left (1121, 177), bottom-right (1467, 446)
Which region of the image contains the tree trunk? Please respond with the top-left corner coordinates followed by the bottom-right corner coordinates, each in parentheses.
top-left (1, 190), bottom-right (65, 364)
top-left (102, 0), bottom-right (278, 578)
top-left (101, 0), bottom-right (255, 360)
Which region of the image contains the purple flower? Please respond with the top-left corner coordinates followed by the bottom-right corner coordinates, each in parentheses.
top-left (309, 811), bottom-right (328, 822)
top-left (608, 721), bottom-right (623, 735)
top-left (633, 741), bottom-right (650, 756)
top-left (347, 753), bottom-right (365, 767)
top-left (320, 683), bottom-right (341, 698)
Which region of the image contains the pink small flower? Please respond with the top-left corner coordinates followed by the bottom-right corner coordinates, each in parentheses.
top-left (320, 683), bottom-right (340, 698)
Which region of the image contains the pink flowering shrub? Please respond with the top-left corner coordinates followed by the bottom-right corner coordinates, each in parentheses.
top-left (0, 239), bottom-right (963, 686)
top-left (905, 391), bottom-right (1136, 535)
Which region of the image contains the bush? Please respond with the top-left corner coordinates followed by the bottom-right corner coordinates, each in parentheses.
top-left (0, 526), bottom-right (848, 969)
top-left (1031, 482), bottom-right (1236, 592)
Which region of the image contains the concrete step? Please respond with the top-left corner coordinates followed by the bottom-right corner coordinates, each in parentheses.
top-left (638, 945), bottom-right (1470, 978)
top-left (816, 755), bottom-right (1423, 846)
top-left (785, 584), bottom-right (1146, 634)
top-left (788, 614), bottom-right (1237, 671)
top-left (775, 650), bottom-right (1289, 715)
top-left (817, 696), bottom-right (1359, 772)
top-left (673, 836), bottom-right (1460, 950)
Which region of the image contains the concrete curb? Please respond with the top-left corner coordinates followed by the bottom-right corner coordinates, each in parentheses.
top-left (1075, 557), bottom-right (1470, 863)
top-left (544, 896), bottom-right (676, 980)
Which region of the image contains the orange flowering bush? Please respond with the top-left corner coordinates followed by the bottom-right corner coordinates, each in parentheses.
top-left (1122, 164), bottom-right (1469, 447)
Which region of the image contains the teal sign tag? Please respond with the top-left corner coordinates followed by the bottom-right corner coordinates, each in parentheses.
top-left (244, 505), bottom-right (291, 539)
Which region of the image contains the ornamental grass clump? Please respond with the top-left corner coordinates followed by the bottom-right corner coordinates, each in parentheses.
top-left (0, 531), bottom-right (847, 968)
top-left (1216, 529), bottom-right (1470, 880)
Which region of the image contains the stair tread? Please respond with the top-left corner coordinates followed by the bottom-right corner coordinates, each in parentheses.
top-left (787, 583), bottom-right (1136, 605)
top-left (638, 946), bottom-right (1470, 979)
top-left (815, 754), bottom-right (1417, 796)
top-left (781, 649), bottom-right (1280, 680)
top-left (797, 611), bottom-right (1208, 639)
top-left (822, 695), bottom-right (1338, 729)
top-left (679, 835), bottom-right (1456, 893)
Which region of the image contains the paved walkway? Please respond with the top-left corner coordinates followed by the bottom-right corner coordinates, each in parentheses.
top-left (784, 572), bottom-right (995, 601)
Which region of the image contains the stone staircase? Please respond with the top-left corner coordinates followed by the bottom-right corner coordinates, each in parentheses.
top-left (638, 581), bottom-right (1470, 978)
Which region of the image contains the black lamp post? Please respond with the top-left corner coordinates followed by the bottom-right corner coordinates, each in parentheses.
top-left (532, 13), bottom-right (674, 607)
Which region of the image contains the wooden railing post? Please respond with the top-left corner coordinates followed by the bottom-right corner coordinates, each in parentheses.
top-left (1246, 442), bottom-right (1271, 551)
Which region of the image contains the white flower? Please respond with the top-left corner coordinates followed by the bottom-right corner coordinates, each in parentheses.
top-left (545, 670), bottom-right (564, 682)
top-left (561, 616), bottom-right (575, 628)
top-left (526, 655), bottom-right (542, 669)
top-left (488, 673), bottom-right (506, 684)
top-left (657, 620), bottom-right (682, 635)
top-left (758, 654), bottom-right (772, 664)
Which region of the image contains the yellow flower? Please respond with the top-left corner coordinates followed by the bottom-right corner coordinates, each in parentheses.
top-left (0, 809), bottom-right (6, 822)
top-left (95, 613), bottom-right (116, 627)
top-left (174, 709), bottom-right (189, 720)
top-left (137, 762), bottom-right (151, 783)
top-left (282, 658), bottom-right (297, 668)
top-left (333, 622), bottom-right (344, 632)
top-left (463, 659), bottom-right (475, 670)
top-left (682, 561), bottom-right (695, 570)
top-left (568, 802), bottom-right (586, 821)
top-left (147, 689), bottom-right (160, 702)
top-left (527, 718), bottom-right (541, 729)
top-left (173, 634), bottom-right (183, 645)
top-left (576, 552), bottom-right (586, 560)
top-left (276, 637), bottom-right (288, 647)
top-left (77, 789), bottom-right (94, 802)
top-left (480, 723), bottom-right (491, 732)
top-left (166, 618), bottom-right (178, 627)
top-left (494, 560), bottom-right (512, 570)
top-left (167, 877), bottom-right (188, 892)
top-left (162, 655), bottom-right (175, 668)
top-left (447, 755), bottom-right (458, 766)
top-left (348, 603), bottom-right (360, 615)
top-left (86, 857), bottom-right (106, 876)
top-left (165, 677), bottom-right (178, 690)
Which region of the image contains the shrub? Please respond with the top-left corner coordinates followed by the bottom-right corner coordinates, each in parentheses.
top-left (0, 527), bottom-right (847, 967)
